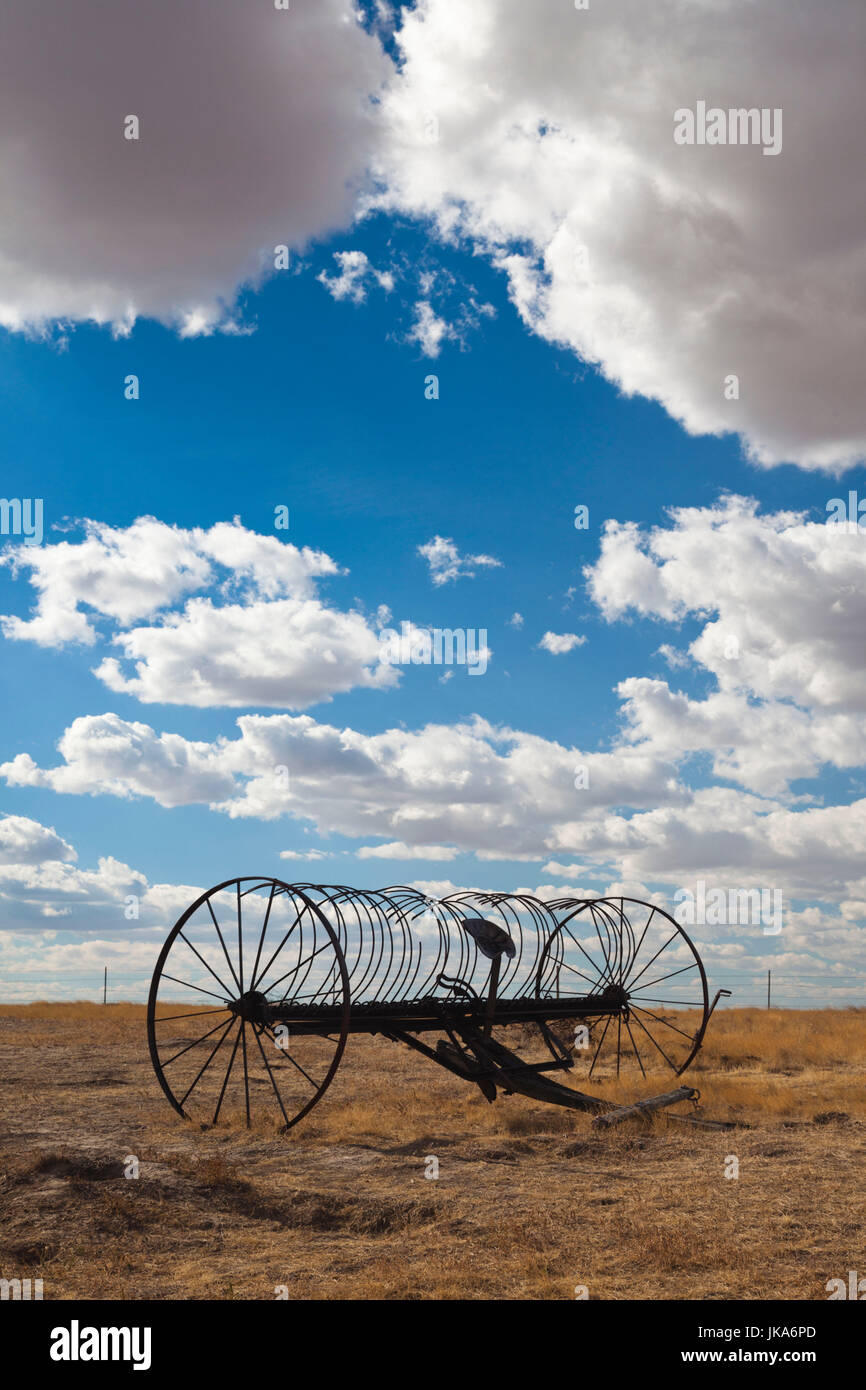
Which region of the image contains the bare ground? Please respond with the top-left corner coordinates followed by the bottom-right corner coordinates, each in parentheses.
top-left (1, 1005), bottom-right (864, 1300)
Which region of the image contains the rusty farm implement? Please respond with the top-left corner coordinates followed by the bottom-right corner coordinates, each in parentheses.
top-left (147, 880), bottom-right (728, 1131)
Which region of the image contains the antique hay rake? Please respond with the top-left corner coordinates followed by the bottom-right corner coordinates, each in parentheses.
top-left (147, 879), bottom-right (726, 1132)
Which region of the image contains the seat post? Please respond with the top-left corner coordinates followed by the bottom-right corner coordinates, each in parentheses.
top-left (483, 952), bottom-right (502, 1038)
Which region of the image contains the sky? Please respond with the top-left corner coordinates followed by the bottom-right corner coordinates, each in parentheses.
top-left (0, 0), bottom-right (865, 1006)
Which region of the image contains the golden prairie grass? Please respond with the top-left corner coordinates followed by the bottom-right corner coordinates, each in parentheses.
top-left (1, 1004), bottom-right (864, 1299)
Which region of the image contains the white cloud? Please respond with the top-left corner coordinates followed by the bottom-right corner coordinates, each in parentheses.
top-left (317, 249), bottom-right (394, 303)
top-left (95, 595), bottom-right (399, 708)
top-left (0, 813), bottom-right (196, 937)
top-left (585, 497), bottom-right (866, 794)
top-left (587, 496), bottom-right (866, 712)
top-left (407, 300), bottom-right (453, 356)
top-left (1, 517), bottom-right (401, 709)
top-left (0, 815), bottom-right (76, 866)
top-left (0, 0), bottom-right (388, 334)
top-left (1, 714), bottom-right (238, 808)
top-left (374, 0), bottom-right (866, 470)
top-left (538, 631), bottom-right (585, 655)
top-left (508, 612), bottom-right (524, 628)
top-left (541, 861), bottom-right (587, 879)
top-left (417, 534), bottom-right (502, 586)
top-left (356, 841), bottom-right (459, 860)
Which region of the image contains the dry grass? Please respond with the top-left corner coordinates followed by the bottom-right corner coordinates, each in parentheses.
top-left (0, 1003), bottom-right (863, 1299)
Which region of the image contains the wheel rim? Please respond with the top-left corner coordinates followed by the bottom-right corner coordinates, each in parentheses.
top-left (535, 897), bottom-right (709, 1079)
top-left (147, 878), bottom-right (350, 1131)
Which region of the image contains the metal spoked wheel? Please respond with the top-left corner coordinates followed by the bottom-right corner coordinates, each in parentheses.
top-left (535, 897), bottom-right (710, 1079)
top-left (147, 877), bottom-right (350, 1131)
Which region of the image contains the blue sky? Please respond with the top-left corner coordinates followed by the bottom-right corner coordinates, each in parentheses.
top-left (0, 0), bottom-right (864, 1005)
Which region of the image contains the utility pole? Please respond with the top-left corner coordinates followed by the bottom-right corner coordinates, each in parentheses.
top-left (767, 969), bottom-right (771, 1010)
top-left (103, 965), bottom-right (107, 1005)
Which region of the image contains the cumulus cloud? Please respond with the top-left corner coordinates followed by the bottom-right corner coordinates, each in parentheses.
top-left (0, 815), bottom-right (76, 867)
top-left (1, 517), bottom-right (402, 708)
top-left (5, 1), bottom-right (860, 470)
top-left (0, 0), bottom-right (388, 334)
top-left (1, 710), bottom-right (686, 862)
top-left (538, 631), bottom-right (586, 655)
top-left (374, 0), bottom-right (866, 469)
top-left (417, 535), bottom-right (502, 586)
top-left (0, 812), bottom-right (195, 938)
top-left (95, 596), bottom-right (399, 708)
top-left (584, 496), bottom-right (866, 793)
top-left (587, 495), bottom-right (866, 711)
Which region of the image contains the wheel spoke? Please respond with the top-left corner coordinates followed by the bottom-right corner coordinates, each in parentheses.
top-left (161, 973), bottom-right (229, 1004)
top-left (626, 930), bottom-right (679, 990)
top-left (213, 1021), bottom-right (243, 1125)
top-left (623, 1016), bottom-right (646, 1077)
top-left (267, 937), bottom-right (335, 998)
top-left (207, 897), bottom-right (243, 996)
top-left (249, 882), bottom-right (277, 994)
top-left (627, 906), bottom-right (657, 976)
top-left (262, 1026), bottom-right (321, 1090)
top-left (627, 996), bottom-right (704, 1006)
top-left (252, 902), bottom-right (309, 993)
top-left (237, 882), bottom-right (244, 992)
top-left (178, 1017), bottom-right (236, 1107)
top-left (240, 1018), bottom-right (251, 1128)
top-left (629, 1007), bottom-right (678, 1072)
top-left (634, 961), bottom-right (698, 993)
top-left (630, 1002), bottom-right (696, 1043)
top-left (179, 930), bottom-right (235, 1000)
top-left (587, 1013), bottom-right (612, 1078)
top-left (162, 1014), bottom-right (238, 1067)
top-left (154, 1007), bottom-right (232, 1023)
top-left (251, 1025), bottom-right (291, 1127)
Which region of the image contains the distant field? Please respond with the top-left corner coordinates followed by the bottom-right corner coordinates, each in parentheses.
top-left (1, 1004), bottom-right (864, 1299)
